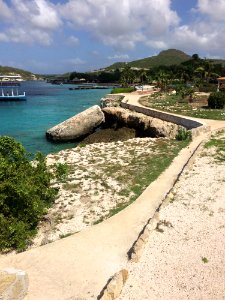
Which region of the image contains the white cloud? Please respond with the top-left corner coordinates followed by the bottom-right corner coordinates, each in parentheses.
top-left (63, 58), bottom-right (86, 65)
top-left (66, 35), bottom-right (79, 46)
top-left (196, 0), bottom-right (225, 21)
top-left (167, 0), bottom-right (225, 57)
top-left (0, 0), bottom-right (61, 45)
top-left (12, 0), bottom-right (61, 30)
top-left (0, 0), bottom-right (12, 19)
top-left (0, 32), bottom-right (9, 42)
top-left (1, 0), bottom-right (225, 61)
top-left (108, 54), bottom-right (129, 60)
top-left (91, 50), bottom-right (99, 56)
top-left (59, 0), bottom-right (179, 50)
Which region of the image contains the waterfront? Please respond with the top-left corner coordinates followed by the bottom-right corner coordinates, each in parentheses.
top-left (0, 81), bottom-right (112, 155)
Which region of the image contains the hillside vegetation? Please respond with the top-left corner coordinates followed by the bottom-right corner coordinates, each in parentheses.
top-left (0, 65), bottom-right (37, 80)
top-left (106, 49), bottom-right (191, 70)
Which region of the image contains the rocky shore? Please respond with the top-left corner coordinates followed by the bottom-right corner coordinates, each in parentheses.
top-left (32, 137), bottom-right (162, 246)
top-left (32, 135), bottom-right (185, 247)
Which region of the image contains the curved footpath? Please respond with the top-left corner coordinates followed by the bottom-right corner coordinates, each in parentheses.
top-left (0, 94), bottom-right (225, 299)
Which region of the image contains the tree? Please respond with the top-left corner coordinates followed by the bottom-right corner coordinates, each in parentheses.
top-left (192, 54), bottom-right (199, 60)
top-left (0, 136), bottom-right (57, 251)
top-left (156, 71), bottom-right (170, 91)
top-left (120, 65), bottom-right (135, 87)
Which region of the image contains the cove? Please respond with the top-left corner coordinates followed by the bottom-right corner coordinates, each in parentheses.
top-left (0, 81), bottom-right (112, 156)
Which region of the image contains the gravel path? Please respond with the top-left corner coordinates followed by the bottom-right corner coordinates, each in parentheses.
top-left (119, 131), bottom-right (225, 300)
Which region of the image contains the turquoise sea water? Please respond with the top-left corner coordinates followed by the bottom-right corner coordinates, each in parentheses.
top-left (0, 81), bottom-right (111, 156)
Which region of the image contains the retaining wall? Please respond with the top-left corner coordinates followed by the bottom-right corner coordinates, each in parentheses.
top-left (121, 102), bottom-right (210, 138)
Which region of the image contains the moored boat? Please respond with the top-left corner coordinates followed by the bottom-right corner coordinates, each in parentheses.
top-left (0, 88), bottom-right (26, 101)
top-left (0, 75), bottom-right (26, 101)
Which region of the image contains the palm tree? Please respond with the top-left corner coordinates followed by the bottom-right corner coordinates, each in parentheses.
top-left (156, 71), bottom-right (170, 91)
top-left (120, 65), bottom-right (135, 87)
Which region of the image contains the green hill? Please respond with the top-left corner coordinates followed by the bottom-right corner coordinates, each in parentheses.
top-left (0, 65), bottom-right (37, 80)
top-left (106, 49), bottom-right (192, 70)
top-left (209, 59), bottom-right (225, 67)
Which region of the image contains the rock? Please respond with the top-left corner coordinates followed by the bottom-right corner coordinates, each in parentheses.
top-left (0, 268), bottom-right (29, 300)
top-left (102, 107), bottom-right (183, 138)
top-left (46, 105), bottom-right (105, 142)
top-left (80, 127), bottom-right (136, 144)
top-left (100, 94), bottom-right (125, 108)
top-left (100, 269), bottom-right (128, 300)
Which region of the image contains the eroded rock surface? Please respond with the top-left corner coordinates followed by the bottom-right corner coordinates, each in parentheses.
top-left (102, 107), bottom-right (183, 138)
top-left (46, 105), bottom-right (105, 141)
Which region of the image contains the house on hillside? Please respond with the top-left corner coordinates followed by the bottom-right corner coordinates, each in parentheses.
top-left (217, 77), bottom-right (225, 91)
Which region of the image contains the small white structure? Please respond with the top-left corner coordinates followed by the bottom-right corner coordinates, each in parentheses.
top-left (217, 77), bottom-right (225, 91)
top-left (0, 74), bottom-right (23, 82)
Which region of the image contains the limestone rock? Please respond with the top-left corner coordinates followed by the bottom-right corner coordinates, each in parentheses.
top-left (100, 269), bottom-right (128, 300)
top-left (102, 107), bottom-right (182, 138)
top-left (100, 94), bottom-right (124, 108)
top-left (0, 268), bottom-right (29, 300)
top-left (46, 105), bottom-right (105, 141)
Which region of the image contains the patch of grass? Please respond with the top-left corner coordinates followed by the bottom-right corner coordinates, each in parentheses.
top-left (139, 93), bottom-right (225, 120)
top-left (107, 202), bottom-right (131, 218)
top-left (202, 257), bottom-right (209, 263)
top-left (59, 232), bottom-right (73, 239)
top-left (78, 143), bottom-right (86, 148)
top-left (93, 216), bottom-right (104, 225)
top-left (111, 87), bottom-right (135, 94)
top-left (63, 182), bottom-right (80, 191)
top-left (204, 133), bottom-right (225, 161)
top-left (176, 128), bottom-right (192, 141)
top-left (102, 139), bottom-right (189, 218)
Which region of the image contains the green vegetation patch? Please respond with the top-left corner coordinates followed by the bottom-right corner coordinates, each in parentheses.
top-left (139, 93), bottom-right (225, 120)
top-left (204, 131), bottom-right (225, 162)
top-left (102, 139), bottom-right (189, 218)
top-left (111, 87), bottom-right (136, 94)
top-left (0, 136), bottom-right (58, 252)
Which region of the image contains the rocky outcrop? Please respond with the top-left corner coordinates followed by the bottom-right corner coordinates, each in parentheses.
top-left (100, 269), bottom-right (129, 300)
top-left (100, 94), bottom-right (125, 108)
top-left (102, 107), bottom-right (184, 138)
top-left (0, 268), bottom-right (29, 300)
top-left (80, 127), bottom-right (136, 144)
top-left (46, 105), bottom-right (105, 142)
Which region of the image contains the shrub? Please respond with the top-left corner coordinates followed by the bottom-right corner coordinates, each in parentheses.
top-left (198, 85), bottom-right (217, 93)
top-left (208, 92), bottom-right (225, 109)
top-left (0, 136), bottom-right (57, 252)
top-left (219, 85), bottom-right (225, 93)
top-left (111, 87), bottom-right (135, 94)
top-left (176, 128), bottom-right (192, 141)
top-left (54, 163), bottom-right (69, 180)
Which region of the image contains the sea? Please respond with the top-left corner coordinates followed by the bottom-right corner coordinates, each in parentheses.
top-left (0, 81), bottom-right (112, 156)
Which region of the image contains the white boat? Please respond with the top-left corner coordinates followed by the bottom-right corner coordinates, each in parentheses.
top-left (0, 88), bottom-right (26, 101)
top-left (0, 75), bottom-right (26, 101)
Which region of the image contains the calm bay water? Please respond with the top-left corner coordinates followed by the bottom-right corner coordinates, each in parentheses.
top-left (0, 81), bottom-right (111, 155)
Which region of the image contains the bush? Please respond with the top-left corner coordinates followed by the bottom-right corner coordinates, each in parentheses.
top-left (0, 136), bottom-right (57, 252)
top-left (176, 128), bottom-right (192, 141)
top-left (54, 163), bottom-right (69, 180)
top-left (111, 87), bottom-right (135, 94)
top-left (198, 85), bottom-right (217, 93)
top-left (208, 92), bottom-right (225, 109)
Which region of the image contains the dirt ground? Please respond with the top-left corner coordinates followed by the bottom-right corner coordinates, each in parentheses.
top-left (118, 131), bottom-right (225, 300)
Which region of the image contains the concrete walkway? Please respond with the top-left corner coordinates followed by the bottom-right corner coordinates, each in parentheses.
top-left (0, 94), bottom-right (225, 299)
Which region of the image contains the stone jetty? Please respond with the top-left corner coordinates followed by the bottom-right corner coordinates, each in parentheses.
top-left (46, 105), bottom-right (105, 142)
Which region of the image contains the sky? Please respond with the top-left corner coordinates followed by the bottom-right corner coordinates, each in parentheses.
top-left (0, 0), bottom-right (225, 74)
